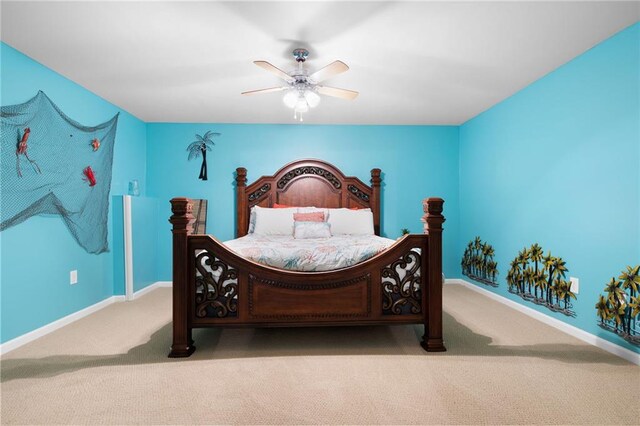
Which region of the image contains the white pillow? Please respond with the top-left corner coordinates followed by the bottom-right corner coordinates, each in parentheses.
top-left (294, 221), bottom-right (332, 239)
top-left (252, 206), bottom-right (298, 235)
top-left (248, 206), bottom-right (257, 233)
top-left (327, 208), bottom-right (374, 235)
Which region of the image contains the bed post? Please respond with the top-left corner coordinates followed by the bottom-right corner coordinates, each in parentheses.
top-left (370, 168), bottom-right (381, 235)
top-left (421, 197), bottom-right (446, 352)
top-left (168, 197), bottom-right (195, 358)
top-left (236, 167), bottom-right (248, 238)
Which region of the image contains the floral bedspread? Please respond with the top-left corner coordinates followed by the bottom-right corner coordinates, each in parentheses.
top-left (224, 234), bottom-right (397, 271)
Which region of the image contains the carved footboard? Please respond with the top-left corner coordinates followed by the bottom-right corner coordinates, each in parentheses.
top-left (168, 197), bottom-right (445, 357)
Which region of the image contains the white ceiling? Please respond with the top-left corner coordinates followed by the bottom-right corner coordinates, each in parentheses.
top-left (1, 1), bottom-right (638, 125)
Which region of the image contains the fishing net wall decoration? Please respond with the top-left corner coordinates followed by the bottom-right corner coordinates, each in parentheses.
top-left (1, 91), bottom-right (119, 254)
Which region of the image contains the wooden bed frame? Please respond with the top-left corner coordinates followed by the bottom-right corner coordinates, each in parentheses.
top-left (168, 159), bottom-right (446, 357)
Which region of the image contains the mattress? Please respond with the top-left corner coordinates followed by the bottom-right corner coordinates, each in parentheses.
top-left (223, 234), bottom-right (397, 271)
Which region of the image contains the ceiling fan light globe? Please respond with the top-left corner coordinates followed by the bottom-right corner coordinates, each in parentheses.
top-left (295, 99), bottom-right (310, 113)
top-left (282, 90), bottom-right (298, 108)
top-left (304, 90), bottom-right (321, 108)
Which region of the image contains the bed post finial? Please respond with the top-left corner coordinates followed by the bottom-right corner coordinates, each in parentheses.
top-left (236, 167), bottom-right (247, 185)
top-left (236, 167), bottom-right (248, 238)
top-left (421, 197), bottom-right (446, 352)
top-left (371, 168), bottom-right (382, 235)
top-left (168, 197), bottom-right (196, 358)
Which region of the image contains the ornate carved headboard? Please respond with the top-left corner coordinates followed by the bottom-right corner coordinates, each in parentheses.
top-left (235, 159), bottom-right (381, 237)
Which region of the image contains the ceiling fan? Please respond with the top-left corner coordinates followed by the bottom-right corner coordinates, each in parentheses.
top-left (242, 48), bottom-right (358, 121)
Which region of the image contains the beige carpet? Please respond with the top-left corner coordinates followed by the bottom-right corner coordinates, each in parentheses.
top-left (1, 284), bottom-right (637, 425)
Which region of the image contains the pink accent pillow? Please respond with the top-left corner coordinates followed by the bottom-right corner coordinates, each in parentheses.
top-left (293, 212), bottom-right (325, 222)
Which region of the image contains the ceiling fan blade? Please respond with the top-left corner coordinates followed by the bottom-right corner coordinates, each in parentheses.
top-left (241, 87), bottom-right (287, 96)
top-left (309, 60), bottom-right (349, 83)
top-left (253, 61), bottom-right (294, 83)
top-left (317, 86), bottom-right (359, 100)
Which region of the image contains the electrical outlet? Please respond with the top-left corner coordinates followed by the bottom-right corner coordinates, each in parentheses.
top-left (70, 270), bottom-right (78, 285)
top-left (570, 276), bottom-right (579, 294)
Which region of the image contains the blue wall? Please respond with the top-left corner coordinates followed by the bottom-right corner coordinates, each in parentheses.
top-left (459, 23), bottom-right (640, 353)
top-left (146, 124), bottom-right (460, 280)
top-left (0, 43), bottom-right (148, 343)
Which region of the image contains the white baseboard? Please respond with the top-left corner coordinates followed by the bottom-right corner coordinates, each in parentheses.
top-left (444, 278), bottom-right (468, 286)
top-left (0, 281), bottom-right (172, 356)
top-left (0, 296), bottom-right (119, 355)
top-left (130, 281), bottom-right (172, 300)
top-left (445, 278), bottom-right (640, 366)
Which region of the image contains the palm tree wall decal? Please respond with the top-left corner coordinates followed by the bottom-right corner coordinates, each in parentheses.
top-left (596, 295), bottom-right (611, 325)
top-left (529, 243), bottom-right (544, 292)
top-left (596, 265), bottom-right (640, 345)
top-left (461, 237), bottom-right (499, 287)
top-left (187, 130), bottom-right (220, 181)
top-left (505, 243), bottom-right (576, 317)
